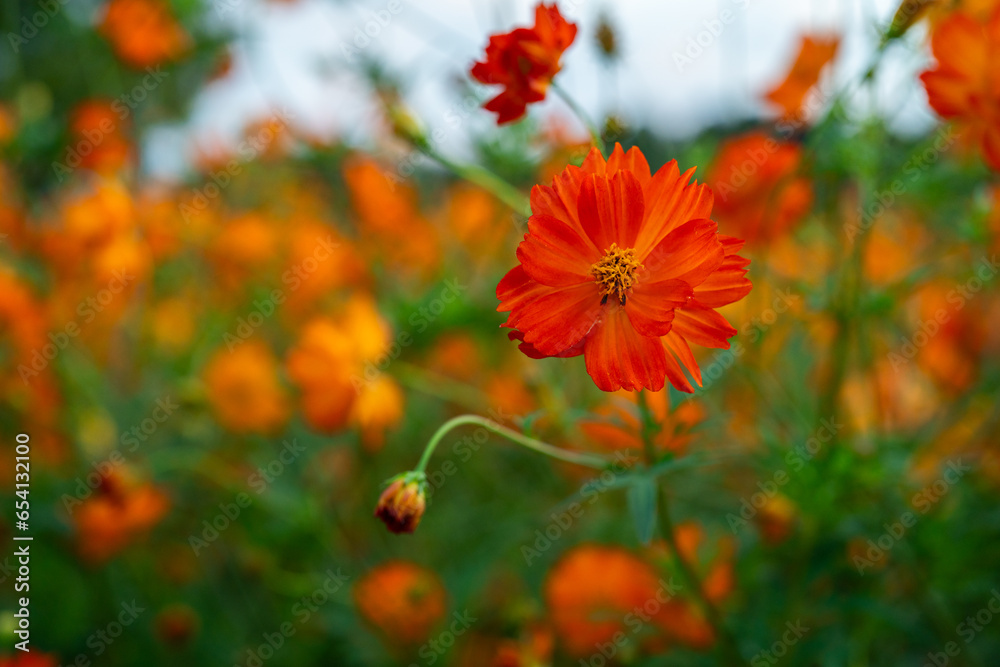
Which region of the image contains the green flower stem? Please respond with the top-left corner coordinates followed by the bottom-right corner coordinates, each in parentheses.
top-left (420, 146), bottom-right (531, 217)
top-left (636, 392), bottom-right (749, 667)
top-left (414, 414), bottom-right (611, 473)
top-left (551, 82), bottom-right (608, 157)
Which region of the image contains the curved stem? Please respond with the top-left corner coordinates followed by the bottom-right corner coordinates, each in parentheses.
top-left (415, 414), bottom-right (610, 473)
top-left (420, 146), bottom-right (531, 217)
top-left (551, 82), bottom-right (608, 157)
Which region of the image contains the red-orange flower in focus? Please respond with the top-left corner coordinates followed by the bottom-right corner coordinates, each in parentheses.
top-left (471, 3), bottom-right (577, 124)
top-left (764, 35), bottom-right (840, 121)
top-left (920, 9), bottom-right (1000, 170)
top-left (707, 131), bottom-right (813, 245)
top-left (497, 144), bottom-right (752, 393)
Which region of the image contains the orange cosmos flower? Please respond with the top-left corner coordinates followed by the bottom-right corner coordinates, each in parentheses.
top-left (920, 9), bottom-right (1000, 170)
top-left (203, 343), bottom-right (290, 435)
top-left (764, 35), bottom-right (840, 121)
top-left (68, 100), bottom-right (132, 174)
top-left (707, 131), bottom-right (813, 245)
top-left (497, 144), bottom-right (752, 393)
top-left (73, 470), bottom-right (170, 563)
top-left (286, 295), bottom-right (404, 448)
top-left (470, 3), bottom-right (578, 124)
top-left (581, 390), bottom-right (704, 459)
top-left (354, 562), bottom-right (448, 646)
top-left (544, 544), bottom-right (664, 657)
top-left (100, 0), bottom-right (189, 68)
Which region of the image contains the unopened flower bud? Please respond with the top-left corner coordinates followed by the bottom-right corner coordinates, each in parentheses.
top-left (375, 472), bottom-right (427, 534)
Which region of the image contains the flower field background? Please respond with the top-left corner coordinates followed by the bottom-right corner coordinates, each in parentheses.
top-left (1, 0), bottom-right (999, 666)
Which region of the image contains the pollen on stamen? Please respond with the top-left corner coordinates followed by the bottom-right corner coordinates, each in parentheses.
top-left (591, 243), bottom-right (642, 306)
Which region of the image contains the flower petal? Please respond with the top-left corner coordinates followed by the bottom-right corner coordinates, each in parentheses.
top-left (624, 278), bottom-right (692, 337)
top-left (642, 219), bottom-right (725, 287)
top-left (636, 162), bottom-right (714, 255)
top-left (672, 304), bottom-right (737, 349)
top-left (517, 214), bottom-right (600, 286)
top-left (606, 144), bottom-right (652, 185)
top-left (692, 237), bottom-right (752, 307)
top-left (578, 172), bottom-right (645, 251)
top-left (515, 282), bottom-right (602, 356)
top-left (660, 332), bottom-right (701, 393)
top-left (584, 307), bottom-right (667, 392)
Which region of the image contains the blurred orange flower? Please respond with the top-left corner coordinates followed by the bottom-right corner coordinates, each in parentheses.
top-left (497, 144), bottom-right (752, 392)
top-left (544, 544), bottom-right (663, 656)
top-left (207, 213), bottom-right (280, 293)
top-left (100, 0), bottom-right (189, 68)
top-left (920, 9), bottom-right (1000, 170)
top-left (343, 156), bottom-right (441, 280)
top-left (580, 390), bottom-right (704, 459)
top-left (471, 3), bottom-right (578, 124)
top-left (353, 561), bottom-right (448, 646)
top-left (73, 470), bottom-right (170, 563)
top-left (68, 101), bottom-right (132, 175)
top-left (707, 131), bottom-right (813, 245)
top-left (764, 35), bottom-right (840, 121)
top-left (287, 295), bottom-right (404, 448)
top-left (203, 342), bottom-right (290, 434)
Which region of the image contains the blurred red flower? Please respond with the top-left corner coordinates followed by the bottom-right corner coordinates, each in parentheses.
top-left (707, 131), bottom-right (813, 245)
top-left (100, 0), bottom-right (189, 68)
top-left (471, 3), bottom-right (577, 124)
top-left (764, 35), bottom-right (840, 121)
top-left (497, 144), bottom-right (751, 393)
top-left (920, 9), bottom-right (1000, 169)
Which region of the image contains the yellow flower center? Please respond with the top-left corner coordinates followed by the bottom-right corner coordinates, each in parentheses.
top-left (591, 243), bottom-right (642, 306)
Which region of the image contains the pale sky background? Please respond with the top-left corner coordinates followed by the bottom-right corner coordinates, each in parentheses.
top-left (147, 0), bottom-right (939, 177)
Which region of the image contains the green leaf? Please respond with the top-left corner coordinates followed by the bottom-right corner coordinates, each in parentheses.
top-left (627, 475), bottom-right (658, 546)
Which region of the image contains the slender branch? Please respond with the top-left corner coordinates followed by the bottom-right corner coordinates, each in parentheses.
top-left (551, 82), bottom-right (608, 157)
top-left (420, 146), bottom-right (531, 217)
top-left (636, 392), bottom-right (748, 666)
top-left (415, 414), bottom-right (611, 473)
